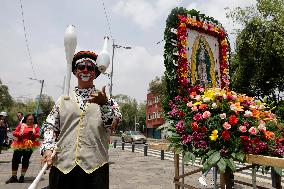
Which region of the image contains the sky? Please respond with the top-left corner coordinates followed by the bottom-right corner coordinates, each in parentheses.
top-left (0, 0), bottom-right (256, 103)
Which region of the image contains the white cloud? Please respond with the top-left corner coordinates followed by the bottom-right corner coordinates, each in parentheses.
top-left (113, 0), bottom-right (179, 30)
top-left (109, 46), bottom-right (164, 102)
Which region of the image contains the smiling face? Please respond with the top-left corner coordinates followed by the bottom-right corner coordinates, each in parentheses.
top-left (26, 115), bottom-right (34, 126)
top-left (74, 59), bottom-right (97, 88)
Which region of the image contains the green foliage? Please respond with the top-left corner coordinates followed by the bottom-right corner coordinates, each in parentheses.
top-left (39, 94), bottom-right (55, 116)
top-left (228, 0), bottom-right (284, 104)
top-left (0, 79), bottom-right (13, 111)
top-left (112, 94), bottom-right (146, 132)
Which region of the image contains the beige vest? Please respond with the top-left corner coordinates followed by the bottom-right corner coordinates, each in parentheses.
top-left (54, 92), bottom-right (109, 174)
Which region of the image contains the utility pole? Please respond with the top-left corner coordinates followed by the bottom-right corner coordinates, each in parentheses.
top-left (110, 40), bottom-right (131, 98)
top-left (36, 80), bottom-right (44, 116)
top-left (29, 78), bottom-right (44, 116)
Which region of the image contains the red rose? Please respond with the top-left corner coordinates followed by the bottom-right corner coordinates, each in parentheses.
top-left (229, 115), bottom-right (238, 126)
top-left (222, 130), bottom-right (230, 141)
top-left (199, 104), bottom-right (208, 110)
top-left (183, 97), bottom-right (189, 103)
top-left (191, 122), bottom-right (199, 132)
top-left (201, 126), bottom-right (207, 133)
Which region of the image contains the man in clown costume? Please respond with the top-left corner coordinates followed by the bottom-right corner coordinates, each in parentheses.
top-left (41, 50), bottom-right (121, 189)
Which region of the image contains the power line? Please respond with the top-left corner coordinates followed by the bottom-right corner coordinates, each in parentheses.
top-left (100, 0), bottom-right (113, 40)
top-left (19, 0), bottom-right (37, 79)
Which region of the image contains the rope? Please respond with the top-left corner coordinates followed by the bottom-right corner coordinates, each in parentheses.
top-left (100, 0), bottom-right (114, 40)
top-left (19, 0), bottom-right (37, 79)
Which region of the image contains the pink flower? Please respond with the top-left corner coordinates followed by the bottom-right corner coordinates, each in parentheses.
top-left (223, 122), bottom-right (231, 130)
top-left (202, 111), bottom-right (211, 119)
top-left (239, 126), bottom-right (247, 133)
top-left (248, 127), bottom-right (258, 135)
top-left (258, 120), bottom-right (266, 131)
top-left (191, 106), bottom-right (198, 112)
top-left (193, 113), bottom-right (203, 121)
top-left (219, 113), bottom-right (226, 119)
top-left (187, 101), bottom-right (193, 107)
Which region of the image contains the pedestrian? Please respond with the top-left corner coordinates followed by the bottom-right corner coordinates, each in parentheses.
top-left (0, 114), bottom-right (7, 154)
top-left (41, 50), bottom-right (121, 189)
top-left (17, 112), bottom-right (24, 124)
top-left (0, 112), bottom-right (9, 151)
top-left (5, 113), bottom-right (41, 184)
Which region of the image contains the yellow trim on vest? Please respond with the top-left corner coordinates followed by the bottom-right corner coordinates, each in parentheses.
top-left (55, 161), bottom-right (109, 174)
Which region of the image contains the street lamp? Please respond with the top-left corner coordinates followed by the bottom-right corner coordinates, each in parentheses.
top-left (28, 77), bottom-right (44, 116)
top-left (110, 40), bottom-right (131, 98)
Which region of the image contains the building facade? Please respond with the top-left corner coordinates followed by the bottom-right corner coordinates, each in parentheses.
top-left (145, 93), bottom-right (165, 139)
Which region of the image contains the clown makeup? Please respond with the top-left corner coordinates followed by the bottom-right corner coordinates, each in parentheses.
top-left (75, 61), bottom-right (96, 82)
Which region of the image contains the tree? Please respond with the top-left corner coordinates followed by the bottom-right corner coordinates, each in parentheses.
top-left (39, 94), bottom-right (55, 117)
top-left (0, 79), bottom-right (13, 111)
top-left (136, 102), bottom-right (146, 132)
top-left (113, 94), bottom-right (138, 131)
top-left (148, 75), bottom-right (167, 108)
top-left (227, 0), bottom-right (284, 104)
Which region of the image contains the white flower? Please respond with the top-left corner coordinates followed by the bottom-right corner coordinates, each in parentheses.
top-left (244, 110), bottom-right (253, 118)
top-left (203, 97), bottom-right (210, 102)
top-left (211, 103), bottom-right (217, 109)
top-left (195, 95), bottom-right (201, 101)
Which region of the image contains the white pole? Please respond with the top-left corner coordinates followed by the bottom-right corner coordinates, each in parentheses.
top-left (28, 149), bottom-right (56, 189)
top-left (64, 25), bottom-right (77, 99)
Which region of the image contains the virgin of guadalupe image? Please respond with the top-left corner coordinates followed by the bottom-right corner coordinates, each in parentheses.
top-left (196, 42), bottom-right (211, 86)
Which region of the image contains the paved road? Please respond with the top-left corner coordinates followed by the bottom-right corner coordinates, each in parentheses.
top-left (0, 143), bottom-right (280, 189)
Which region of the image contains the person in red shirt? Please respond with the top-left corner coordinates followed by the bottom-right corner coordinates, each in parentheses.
top-left (6, 114), bottom-right (40, 184)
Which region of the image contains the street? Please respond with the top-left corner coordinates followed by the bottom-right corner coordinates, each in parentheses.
top-left (0, 138), bottom-right (282, 189)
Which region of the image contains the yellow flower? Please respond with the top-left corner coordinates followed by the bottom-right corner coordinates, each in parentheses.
top-left (209, 130), bottom-right (218, 141)
top-left (193, 101), bottom-right (202, 106)
top-left (221, 39), bottom-right (228, 46)
top-left (203, 89), bottom-right (214, 100)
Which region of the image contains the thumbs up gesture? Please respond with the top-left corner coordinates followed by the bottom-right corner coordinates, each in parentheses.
top-left (88, 86), bottom-right (108, 106)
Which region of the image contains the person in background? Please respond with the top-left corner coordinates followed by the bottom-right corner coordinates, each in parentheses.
top-left (0, 112), bottom-right (9, 149)
top-left (0, 115), bottom-right (7, 154)
top-left (41, 50), bottom-right (121, 189)
top-left (5, 114), bottom-right (41, 184)
top-left (17, 112), bottom-right (24, 124)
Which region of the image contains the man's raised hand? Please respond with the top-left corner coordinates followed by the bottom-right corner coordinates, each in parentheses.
top-left (88, 86), bottom-right (108, 106)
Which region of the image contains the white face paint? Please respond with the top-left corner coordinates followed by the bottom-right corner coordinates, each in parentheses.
top-left (79, 73), bottom-right (92, 81)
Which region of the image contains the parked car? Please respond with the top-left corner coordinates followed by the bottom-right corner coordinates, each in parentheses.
top-left (121, 131), bottom-right (147, 143)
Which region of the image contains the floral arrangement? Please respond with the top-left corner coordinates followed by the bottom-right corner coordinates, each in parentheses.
top-left (163, 8), bottom-right (284, 174)
top-left (166, 85), bottom-right (283, 173)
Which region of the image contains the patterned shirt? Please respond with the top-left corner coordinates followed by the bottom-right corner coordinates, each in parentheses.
top-left (40, 86), bottom-right (121, 154)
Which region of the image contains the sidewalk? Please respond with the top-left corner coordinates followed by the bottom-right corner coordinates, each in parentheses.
top-left (0, 148), bottom-right (178, 189)
top-left (0, 146), bottom-right (276, 189)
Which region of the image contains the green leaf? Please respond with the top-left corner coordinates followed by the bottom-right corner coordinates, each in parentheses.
top-left (217, 158), bottom-right (227, 173)
top-left (184, 152), bottom-right (196, 164)
top-left (203, 161), bottom-right (211, 173)
top-left (207, 151), bottom-right (221, 167)
top-left (174, 147), bottom-right (183, 154)
top-left (225, 158), bottom-right (236, 172)
top-left (274, 167), bottom-right (282, 176)
top-left (235, 152), bottom-right (245, 162)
